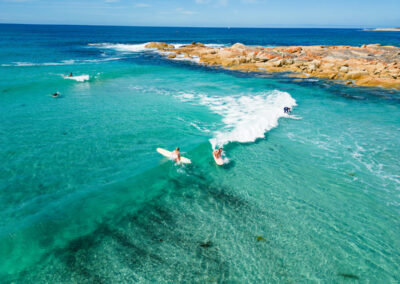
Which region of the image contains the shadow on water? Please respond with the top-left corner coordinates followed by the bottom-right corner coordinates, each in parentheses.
top-left (49, 220), bottom-right (168, 283)
top-left (61, 227), bottom-right (107, 284)
top-left (338, 272), bottom-right (360, 280)
top-left (55, 200), bottom-right (231, 282)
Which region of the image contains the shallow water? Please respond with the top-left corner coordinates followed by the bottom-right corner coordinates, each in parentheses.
top-left (0, 24), bottom-right (399, 282)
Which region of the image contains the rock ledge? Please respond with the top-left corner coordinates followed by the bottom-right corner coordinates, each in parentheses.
top-left (145, 42), bottom-right (400, 89)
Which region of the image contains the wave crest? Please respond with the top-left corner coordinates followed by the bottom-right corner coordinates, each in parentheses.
top-left (63, 74), bottom-right (90, 82)
top-left (88, 42), bottom-right (226, 54)
top-left (176, 90), bottom-right (297, 148)
top-left (88, 43), bottom-right (149, 52)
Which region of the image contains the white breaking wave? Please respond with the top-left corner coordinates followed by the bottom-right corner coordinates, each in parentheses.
top-left (88, 43), bottom-right (150, 52)
top-left (82, 57), bottom-right (122, 63)
top-left (204, 43), bottom-right (225, 48)
top-left (1, 58), bottom-right (121, 67)
top-left (63, 74), bottom-right (90, 82)
top-left (2, 60), bottom-right (76, 67)
top-left (175, 90), bottom-right (297, 148)
top-left (174, 93), bottom-right (195, 101)
top-left (14, 62), bottom-right (38, 66)
top-left (88, 42), bottom-right (226, 54)
top-left (87, 42), bottom-right (226, 65)
top-left (205, 91), bottom-right (297, 148)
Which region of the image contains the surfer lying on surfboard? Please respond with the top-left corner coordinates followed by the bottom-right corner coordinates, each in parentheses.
top-left (171, 147), bottom-right (181, 162)
top-left (156, 147), bottom-right (191, 164)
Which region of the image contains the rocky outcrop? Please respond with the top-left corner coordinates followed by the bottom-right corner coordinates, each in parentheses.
top-left (145, 42), bottom-right (400, 89)
top-left (144, 42), bottom-right (174, 49)
top-left (231, 43), bottom-right (246, 49)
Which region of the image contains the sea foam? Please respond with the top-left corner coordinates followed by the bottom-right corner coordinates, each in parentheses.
top-left (88, 43), bottom-right (150, 52)
top-left (63, 74), bottom-right (90, 82)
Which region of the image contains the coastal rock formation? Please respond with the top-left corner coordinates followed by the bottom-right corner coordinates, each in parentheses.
top-left (144, 42), bottom-right (175, 50)
top-left (145, 42), bottom-right (400, 89)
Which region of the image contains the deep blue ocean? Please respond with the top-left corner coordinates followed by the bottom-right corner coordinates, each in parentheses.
top-left (0, 24), bottom-right (399, 282)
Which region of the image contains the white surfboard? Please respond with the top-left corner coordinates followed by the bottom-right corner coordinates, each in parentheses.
top-left (213, 152), bottom-right (224, 166)
top-left (157, 148), bottom-right (191, 164)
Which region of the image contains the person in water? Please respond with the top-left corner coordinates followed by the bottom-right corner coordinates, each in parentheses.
top-left (284, 107), bottom-right (291, 114)
top-left (52, 92), bottom-right (59, 98)
top-left (213, 148), bottom-right (223, 159)
top-left (69, 73), bottom-right (73, 77)
top-left (172, 147), bottom-right (181, 162)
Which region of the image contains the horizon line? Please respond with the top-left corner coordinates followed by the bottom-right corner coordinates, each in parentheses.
top-left (0, 22), bottom-right (380, 29)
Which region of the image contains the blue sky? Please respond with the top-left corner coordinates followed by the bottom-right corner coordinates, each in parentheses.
top-left (0, 0), bottom-right (399, 28)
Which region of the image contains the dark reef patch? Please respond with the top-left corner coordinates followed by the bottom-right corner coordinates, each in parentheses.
top-left (200, 241), bottom-right (213, 249)
top-left (339, 273), bottom-right (360, 280)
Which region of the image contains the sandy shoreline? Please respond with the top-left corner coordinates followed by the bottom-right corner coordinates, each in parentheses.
top-left (145, 42), bottom-right (400, 89)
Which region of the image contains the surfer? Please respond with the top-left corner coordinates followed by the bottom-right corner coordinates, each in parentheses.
top-left (172, 147), bottom-right (181, 162)
top-left (213, 148), bottom-right (223, 159)
top-left (69, 72), bottom-right (73, 77)
top-left (212, 148), bottom-right (224, 165)
top-left (52, 92), bottom-right (59, 98)
top-left (284, 107), bottom-right (291, 114)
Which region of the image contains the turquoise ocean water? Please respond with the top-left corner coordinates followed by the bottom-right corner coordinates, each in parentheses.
top-left (0, 25), bottom-right (400, 282)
